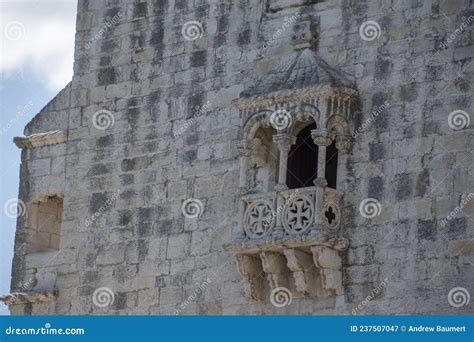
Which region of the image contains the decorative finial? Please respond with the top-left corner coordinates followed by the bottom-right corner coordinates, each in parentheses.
top-left (291, 14), bottom-right (319, 50)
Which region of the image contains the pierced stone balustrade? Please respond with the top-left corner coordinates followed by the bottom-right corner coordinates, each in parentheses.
top-left (241, 185), bottom-right (342, 240)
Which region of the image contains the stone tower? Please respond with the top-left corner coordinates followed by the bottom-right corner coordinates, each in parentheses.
top-left (2, 0), bottom-right (473, 315)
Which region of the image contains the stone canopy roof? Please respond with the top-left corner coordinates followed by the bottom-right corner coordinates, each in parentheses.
top-left (240, 49), bottom-right (354, 99)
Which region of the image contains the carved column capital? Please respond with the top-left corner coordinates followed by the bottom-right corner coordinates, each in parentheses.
top-left (311, 129), bottom-right (334, 147)
top-left (272, 133), bottom-right (296, 152)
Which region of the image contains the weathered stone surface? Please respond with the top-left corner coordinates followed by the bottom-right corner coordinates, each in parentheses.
top-left (4, 0), bottom-right (473, 316)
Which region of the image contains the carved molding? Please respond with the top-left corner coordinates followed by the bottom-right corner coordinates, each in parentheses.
top-left (233, 85), bottom-right (356, 112)
top-left (14, 130), bottom-right (67, 149)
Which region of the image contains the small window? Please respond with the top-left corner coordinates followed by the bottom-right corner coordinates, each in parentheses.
top-left (27, 195), bottom-right (63, 252)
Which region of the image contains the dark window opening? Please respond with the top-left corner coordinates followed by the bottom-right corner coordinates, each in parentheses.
top-left (325, 141), bottom-right (338, 189)
top-left (286, 123), bottom-right (318, 189)
top-left (286, 123), bottom-right (339, 190)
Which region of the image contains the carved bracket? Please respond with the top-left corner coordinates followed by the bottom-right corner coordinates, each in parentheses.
top-left (230, 243), bottom-right (345, 303)
top-left (14, 131), bottom-right (67, 149)
top-left (0, 290), bottom-right (58, 306)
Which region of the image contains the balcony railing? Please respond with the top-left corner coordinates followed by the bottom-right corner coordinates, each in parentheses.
top-left (239, 185), bottom-right (342, 241)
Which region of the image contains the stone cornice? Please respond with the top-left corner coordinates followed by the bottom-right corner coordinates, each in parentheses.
top-left (233, 85), bottom-right (357, 112)
top-left (0, 290), bottom-right (58, 305)
top-left (224, 234), bottom-right (349, 254)
top-left (14, 130), bottom-right (67, 149)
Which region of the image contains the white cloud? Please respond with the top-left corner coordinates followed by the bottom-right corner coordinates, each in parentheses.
top-left (0, 0), bottom-right (77, 91)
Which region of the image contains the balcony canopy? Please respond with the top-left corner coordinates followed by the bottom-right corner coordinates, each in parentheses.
top-left (240, 48), bottom-right (354, 101)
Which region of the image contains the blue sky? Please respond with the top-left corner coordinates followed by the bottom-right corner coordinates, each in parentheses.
top-left (0, 0), bottom-right (77, 315)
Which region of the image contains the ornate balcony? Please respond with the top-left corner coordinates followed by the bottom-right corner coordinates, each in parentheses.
top-left (226, 30), bottom-right (356, 303)
top-left (225, 185), bottom-right (348, 303)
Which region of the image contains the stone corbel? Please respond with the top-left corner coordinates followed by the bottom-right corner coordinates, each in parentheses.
top-left (310, 246), bottom-right (343, 296)
top-left (235, 254), bottom-right (266, 302)
top-left (283, 249), bottom-right (321, 297)
top-left (14, 131), bottom-right (67, 149)
top-left (0, 290), bottom-right (58, 305)
top-left (260, 252), bottom-right (289, 290)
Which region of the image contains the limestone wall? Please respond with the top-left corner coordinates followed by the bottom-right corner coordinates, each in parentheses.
top-left (9, 0), bottom-right (473, 315)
